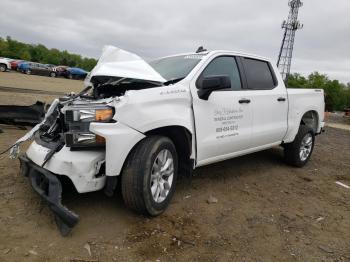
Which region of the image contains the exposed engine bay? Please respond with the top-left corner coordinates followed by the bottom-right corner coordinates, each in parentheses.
top-left (91, 76), bottom-right (162, 98)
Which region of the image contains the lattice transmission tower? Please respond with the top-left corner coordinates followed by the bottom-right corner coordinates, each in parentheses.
top-left (277, 0), bottom-right (303, 82)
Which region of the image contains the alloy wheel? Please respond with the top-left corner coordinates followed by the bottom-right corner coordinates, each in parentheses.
top-left (299, 133), bottom-right (313, 161)
top-left (150, 149), bottom-right (174, 203)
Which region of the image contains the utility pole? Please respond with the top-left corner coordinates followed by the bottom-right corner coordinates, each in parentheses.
top-left (277, 0), bottom-right (303, 82)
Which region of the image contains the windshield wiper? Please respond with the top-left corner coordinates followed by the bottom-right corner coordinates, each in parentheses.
top-left (163, 77), bottom-right (185, 86)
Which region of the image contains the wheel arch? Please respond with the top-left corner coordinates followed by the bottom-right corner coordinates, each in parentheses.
top-left (283, 109), bottom-right (321, 144)
top-left (300, 110), bottom-right (319, 134)
top-left (144, 125), bottom-right (193, 177)
top-left (114, 125), bottom-right (193, 196)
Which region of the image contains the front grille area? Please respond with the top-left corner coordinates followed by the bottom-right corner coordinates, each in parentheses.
top-left (65, 110), bottom-right (74, 122)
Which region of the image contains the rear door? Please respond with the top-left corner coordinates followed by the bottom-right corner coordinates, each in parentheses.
top-left (241, 57), bottom-right (288, 148)
top-left (30, 63), bottom-right (40, 75)
top-left (190, 55), bottom-right (253, 166)
top-left (42, 65), bottom-right (51, 76)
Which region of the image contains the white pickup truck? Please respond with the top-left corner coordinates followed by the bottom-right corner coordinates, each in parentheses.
top-left (15, 46), bottom-right (325, 235)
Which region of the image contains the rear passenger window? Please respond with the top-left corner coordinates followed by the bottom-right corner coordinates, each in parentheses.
top-left (243, 58), bottom-right (275, 90)
top-left (200, 56), bottom-right (242, 90)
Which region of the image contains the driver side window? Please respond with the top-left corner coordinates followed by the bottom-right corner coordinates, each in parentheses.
top-left (201, 56), bottom-right (242, 90)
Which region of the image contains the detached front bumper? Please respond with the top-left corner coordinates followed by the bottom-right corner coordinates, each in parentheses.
top-left (19, 155), bottom-right (79, 236)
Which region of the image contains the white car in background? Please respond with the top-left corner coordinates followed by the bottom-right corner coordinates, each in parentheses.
top-left (0, 57), bottom-right (12, 72)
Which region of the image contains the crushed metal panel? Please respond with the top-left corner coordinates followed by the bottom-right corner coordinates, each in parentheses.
top-left (87, 45), bottom-right (166, 83)
top-left (0, 101), bottom-right (45, 126)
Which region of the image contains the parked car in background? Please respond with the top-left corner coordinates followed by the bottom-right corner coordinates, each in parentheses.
top-left (17, 62), bottom-right (31, 73)
top-left (21, 63), bottom-right (57, 77)
top-left (66, 67), bottom-right (88, 79)
top-left (45, 64), bottom-right (56, 68)
top-left (10, 60), bottom-right (24, 70)
top-left (53, 65), bottom-right (69, 77)
top-left (0, 58), bottom-right (12, 72)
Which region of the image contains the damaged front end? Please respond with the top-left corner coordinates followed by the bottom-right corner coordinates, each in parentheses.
top-left (11, 45), bottom-right (165, 236)
top-left (16, 95), bottom-right (112, 235)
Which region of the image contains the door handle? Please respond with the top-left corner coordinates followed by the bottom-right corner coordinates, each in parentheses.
top-left (277, 97), bottom-right (286, 102)
top-left (239, 99), bottom-right (251, 104)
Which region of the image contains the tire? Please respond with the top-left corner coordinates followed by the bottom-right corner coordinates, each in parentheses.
top-left (0, 64), bottom-right (6, 72)
top-left (25, 69), bottom-right (31, 75)
top-left (121, 136), bottom-right (178, 216)
top-left (68, 73), bottom-right (73, 79)
top-left (284, 125), bottom-right (315, 167)
top-left (50, 72), bottom-right (56, 77)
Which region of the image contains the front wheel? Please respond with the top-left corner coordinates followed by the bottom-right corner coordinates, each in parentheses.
top-left (284, 125), bottom-right (315, 167)
top-left (121, 136), bottom-right (178, 216)
top-left (50, 72), bottom-right (56, 77)
top-left (25, 69), bottom-right (31, 75)
top-left (0, 64), bottom-right (7, 72)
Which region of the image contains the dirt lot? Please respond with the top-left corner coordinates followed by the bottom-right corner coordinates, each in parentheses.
top-left (0, 72), bottom-right (349, 262)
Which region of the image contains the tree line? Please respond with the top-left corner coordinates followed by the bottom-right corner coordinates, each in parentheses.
top-left (0, 36), bottom-right (97, 71)
top-left (287, 72), bottom-right (350, 111)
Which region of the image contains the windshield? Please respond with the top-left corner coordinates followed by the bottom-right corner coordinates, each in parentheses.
top-left (149, 54), bottom-right (204, 81)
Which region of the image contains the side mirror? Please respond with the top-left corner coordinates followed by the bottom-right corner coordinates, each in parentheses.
top-left (197, 75), bottom-right (231, 100)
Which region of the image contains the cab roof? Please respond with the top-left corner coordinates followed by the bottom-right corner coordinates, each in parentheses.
top-left (157, 50), bottom-right (270, 62)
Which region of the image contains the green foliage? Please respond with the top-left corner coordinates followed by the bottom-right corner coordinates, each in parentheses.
top-left (20, 50), bottom-right (31, 61)
top-left (287, 72), bottom-right (350, 111)
top-left (0, 36), bottom-right (97, 71)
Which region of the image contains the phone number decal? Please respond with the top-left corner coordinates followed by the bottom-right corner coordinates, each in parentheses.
top-left (213, 107), bottom-right (243, 139)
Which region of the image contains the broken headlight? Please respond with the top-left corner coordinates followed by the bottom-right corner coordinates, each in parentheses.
top-left (64, 106), bottom-right (114, 148)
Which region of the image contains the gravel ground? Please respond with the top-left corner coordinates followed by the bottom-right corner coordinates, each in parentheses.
top-left (0, 72), bottom-right (349, 262)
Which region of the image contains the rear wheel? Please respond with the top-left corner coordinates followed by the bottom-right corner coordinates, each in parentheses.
top-left (25, 69), bottom-right (31, 75)
top-left (0, 64), bottom-right (6, 72)
top-left (121, 136), bottom-right (178, 216)
top-left (50, 72), bottom-right (56, 77)
top-left (284, 125), bottom-right (315, 167)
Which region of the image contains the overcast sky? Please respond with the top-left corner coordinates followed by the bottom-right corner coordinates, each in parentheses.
top-left (1, 0), bottom-right (349, 83)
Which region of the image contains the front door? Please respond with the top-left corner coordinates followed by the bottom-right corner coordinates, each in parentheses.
top-left (190, 56), bottom-right (253, 166)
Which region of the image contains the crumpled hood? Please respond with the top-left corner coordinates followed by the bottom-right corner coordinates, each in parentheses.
top-left (88, 45), bottom-right (166, 83)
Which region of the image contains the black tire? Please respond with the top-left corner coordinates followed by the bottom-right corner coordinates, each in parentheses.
top-left (68, 73), bottom-right (73, 79)
top-left (25, 69), bottom-right (31, 75)
top-left (0, 64), bottom-right (6, 72)
top-left (284, 125), bottom-right (315, 167)
top-left (121, 136), bottom-right (178, 216)
top-left (50, 72), bottom-right (56, 77)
